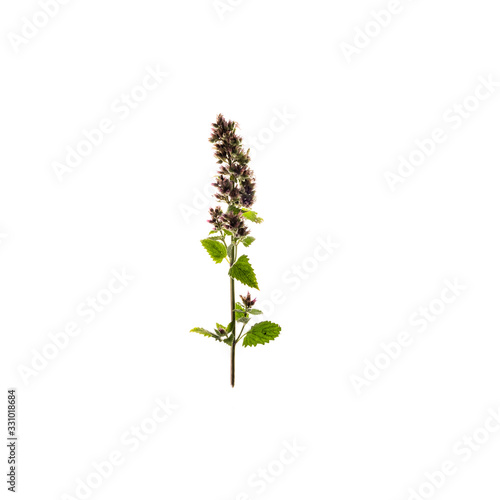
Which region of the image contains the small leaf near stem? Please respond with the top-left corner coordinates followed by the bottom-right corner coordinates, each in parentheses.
top-left (201, 239), bottom-right (227, 264)
top-left (190, 327), bottom-right (214, 338)
top-left (242, 236), bottom-right (255, 247)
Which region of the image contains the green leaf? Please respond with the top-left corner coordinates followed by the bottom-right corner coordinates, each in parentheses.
top-left (190, 327), bottom-right (214, 338)
top-left (249, 309), bottom-right (263, 315)
top-left (223, 229), bottom-right (232, 236)
top-left (234, 303), bottom-right (245, 320)
top-left (212, 331), bottom-right (223, 341)
top-left (207, 235), bottom-right (224, 241)
top-left (242, 321), bottom-right (281, 347)
top-left (242, 236), bottom-right (255, 247)
top-left (216, 323), bottom-right (226, 331)
top-left (237, 316), bottom-right (251, 324)
top-left (228, 255), bottom-right (259, 290)
top-left (242, 211), bottom-right (263, 224)
top-left (201, 239), bottom-right (227, 263)
top-left (223, 333), bottom-right (235, 346)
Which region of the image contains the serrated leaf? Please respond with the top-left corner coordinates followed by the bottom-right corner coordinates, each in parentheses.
top-left (190, 327), bottom-right (214, 338)
top-left (228, 255), bottom-right (259, 290)
top-left (200, 239), bottom-right (227, 263)
top-left (223, 229), bottom-right (232, 236)
top-left (242, 236), bottom-right (255, 247)
top-left (249, 309), bottom-right (263, 315)
top-left (226, 321), bottom-right (234, 334)
top-left (242, 211), bottom-right (263, 224)
top-left (237, 316), bottom-right (251, 324)
top-left (242, 321), bottom-right (281, 347)
top-left (207, 235), bottom-right (224, 241)
top-left (212, 331), bottom-right (224, 342)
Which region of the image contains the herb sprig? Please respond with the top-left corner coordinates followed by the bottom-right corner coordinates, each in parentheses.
top-left (190, 114), bottom-right (282, 387)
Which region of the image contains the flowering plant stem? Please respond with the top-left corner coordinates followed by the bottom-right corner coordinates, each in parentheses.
top-left (230, 239), bottom-right (236, 386)
top-left (190, 114), bottom-right (282, 387)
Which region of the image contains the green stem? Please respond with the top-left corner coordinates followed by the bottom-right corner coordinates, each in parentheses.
top-left (230, 240), bottom-right (237, 387)
top-left (236, 322), bottom-right (247, 343)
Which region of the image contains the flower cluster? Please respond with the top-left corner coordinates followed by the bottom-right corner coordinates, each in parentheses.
top-left (240, 292), bottom-right (257, 309)
top-left (208, 114), bottom-right (257, 240)
top-left (207, 206), bottom-right (224, 231)
top-left (221, 210), bottom-right (249, 239)
top-left (209, 114), bottom-right (256, 209)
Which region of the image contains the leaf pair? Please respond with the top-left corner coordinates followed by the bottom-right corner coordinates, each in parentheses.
top-left (191, 321), bottom-right (281, 347)
top-left (190, 325), bottom-right (233, 345)
top-left (201, 239), bottom-right (259, 290)
top-left (235, 303), bottom-right (263, 319)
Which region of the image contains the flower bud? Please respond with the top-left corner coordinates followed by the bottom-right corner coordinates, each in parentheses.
top-left (240, 292), bottom-right (257, 309)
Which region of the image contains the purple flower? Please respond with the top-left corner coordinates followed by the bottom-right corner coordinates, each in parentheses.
top-left (221, 210), bottom-right (249, 238)
top-left (209, 115), bottom-right (256, 212)
top-left (240, 292), bottom-right (257, 309)
top-left (207, 206), bottom-right (224, 231)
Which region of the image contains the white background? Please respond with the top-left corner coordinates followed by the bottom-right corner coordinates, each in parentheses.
top-left (2, 0), bottom-right (500, 499)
